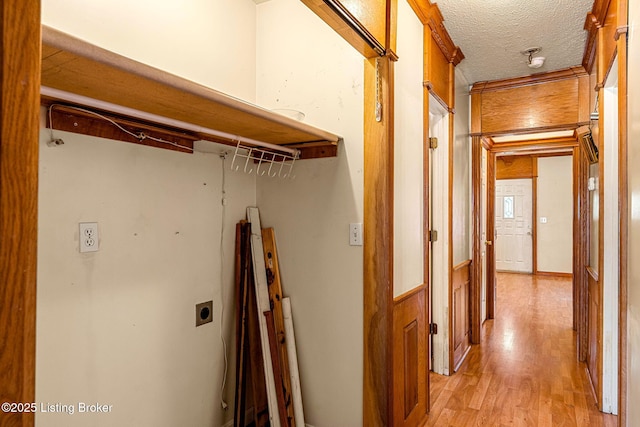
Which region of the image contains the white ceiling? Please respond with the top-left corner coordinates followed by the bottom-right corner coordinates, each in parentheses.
top-left (436, 0), bottom-right (594, 84)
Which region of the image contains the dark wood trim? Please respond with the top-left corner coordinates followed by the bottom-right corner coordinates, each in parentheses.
top-left (492, 137), bottom-right (578, 153)
top-left (577, 146), bottom-right (590, 361)
top-left (480, 137), bottom-right (493, 151)
top-left (45, 103), bottom-right (196, 153)
top-left (363, 55), bottom-right (394, 427)
top-left (406, 0), bottom-right (464, 65)
top-left (0, 1), bottom-right (41, 426)
top-left (586, 265), bottom-right (599, 282)
top-left (583, 0), bottom-right (614, 73)
top-left (386, 0), bottom-right (398, 58)
top-left (447, 69), bottom-right (455, 373)
top-left (532, 158), bottom-right (538, 275)
top-left (470, 136), bottom-right (482, 344)
top-left (393, 283), bottom-right (427, 304)
top-left (453, 259), bottom-right (472, 271)
top-left (617, 0), bottom-right (628, 422)
top-left (535, 271), bottom-right (573, 278)
top-left (298, 0), bottom-right (382, 58)
top-left (422, 79), bottom-right (431, 413)
top-left (486, 152), bottom-right (496, 320)
top-left (470, 92), bottom-right (481, 135)
top-left (423, 82), bottom-right (449, 113)
top-left (470, 66), bottom-right (589, 94)
top-left (481, 124), bottom-right (589, 139)
top-left (572, 147), bottom-right (581, 332)
top-left (43, 103), bottom-right (340, 160)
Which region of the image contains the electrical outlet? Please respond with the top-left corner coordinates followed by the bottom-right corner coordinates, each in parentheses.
top-left (196, 301), bottom-right (213, 327)
top-left (79, 222), bottom-right (99, 253)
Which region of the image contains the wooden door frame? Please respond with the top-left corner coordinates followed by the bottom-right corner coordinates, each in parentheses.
top-left (473, 140), bottom-right (580, 337)
top-left (0, 1), bottom-right (41, 426)
top-left (615, 0), bottom-right (628, 421)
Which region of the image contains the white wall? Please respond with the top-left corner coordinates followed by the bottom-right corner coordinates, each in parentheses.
top-left (453, 70), bottom-right (471, 265)
top-left (40, 2), bottom-right (259, 426)
top-left (36, 129), bottom-right (255, 427)
top-left (627, 0), bottom-right (640, 422)
top-left (393, 0), bottom-right (425, 297)
top-left (255, 0), bottom-right (364, 426)
top-left (42, 0), bottom-right (258, 102)
top-left (537, 156), bottom-right (573, 273)
top-left (602, 60), bottom-right (619, 414)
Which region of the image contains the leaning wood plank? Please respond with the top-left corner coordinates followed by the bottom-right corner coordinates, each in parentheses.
top-left (247, 261), bottom-right (271, 427)
top-left (282, 298), bottom-right (306, 426)
top-left (261, 228), bottom-right (296, 426)
top-left (264, 310), bottom-right (291, 427)
top-left (234, 222), bottom-right (251, 427)
top-left (247, 207), bottom-right (281, 427)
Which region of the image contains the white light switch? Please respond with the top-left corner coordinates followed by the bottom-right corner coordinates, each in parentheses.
top-left (349, 223), bottom-right (363, 246)
top-left (540, 217), bottom-right (548, 224)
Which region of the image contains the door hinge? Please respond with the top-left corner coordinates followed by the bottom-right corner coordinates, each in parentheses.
top-left (428, 230), bottom-right (438, 242)
top-left (429, 137), bottom-right (438, 149)
top-left (430, 323), bottom-right (438, 335)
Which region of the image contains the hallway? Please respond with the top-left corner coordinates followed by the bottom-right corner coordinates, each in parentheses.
top-left (425, 273), bottom-right (617, 426)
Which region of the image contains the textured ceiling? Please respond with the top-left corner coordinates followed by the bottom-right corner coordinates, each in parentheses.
top-left (436, 0), bottom-right (594, 84)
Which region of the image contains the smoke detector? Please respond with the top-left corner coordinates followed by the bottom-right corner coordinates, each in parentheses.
top-left (522, 47), bottom-right (545, 69)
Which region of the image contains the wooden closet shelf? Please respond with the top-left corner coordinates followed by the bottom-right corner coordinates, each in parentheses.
top-left (41, 25), bottom-right (341, 158)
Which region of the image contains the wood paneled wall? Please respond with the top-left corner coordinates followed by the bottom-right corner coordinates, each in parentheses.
top-left (586, 266), bottom-right (602, 406)
top-left (451, 261), bottom-right (471, 371)
top-left (470, 68), bottom-right (591, 136)
top-left (496, 155), bottom-right (536, 180)
top-left (408, 0), bottom-right (463, 111)
top-left (425, 37), bottom-right (452, 110)
top-left (0, 1), bottom-right (41, 426)
top-left (392, 286), bottom-right (428, 427)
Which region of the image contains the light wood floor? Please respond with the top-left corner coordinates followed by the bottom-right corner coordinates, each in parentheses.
top-left (424, 273), bottom-right (618, 427)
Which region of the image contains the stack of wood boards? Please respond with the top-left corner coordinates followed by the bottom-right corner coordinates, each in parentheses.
top-left (233, 207), bottom-right (305, 427)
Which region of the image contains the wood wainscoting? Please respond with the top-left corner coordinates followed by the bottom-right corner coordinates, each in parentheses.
top-left (393, 285), bottom-right (428, 427)
top-left (586, 266), bottom-right (602, 407)
top-left (452, 260), bottom-right (472, 371)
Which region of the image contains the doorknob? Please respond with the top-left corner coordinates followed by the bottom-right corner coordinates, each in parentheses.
top-left (485, 240), bottom-right (493, 246)
top-left (527, 231), bottom-right (532, 235)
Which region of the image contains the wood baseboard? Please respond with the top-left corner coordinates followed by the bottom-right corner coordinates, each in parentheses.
top-left (536, 271), bottom-right (573, 278)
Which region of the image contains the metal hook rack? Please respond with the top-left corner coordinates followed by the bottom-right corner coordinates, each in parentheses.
top-left (230, 141), bottom-right (299, 179)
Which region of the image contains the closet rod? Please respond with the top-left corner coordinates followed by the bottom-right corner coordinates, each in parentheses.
top-left (40, 86), bottom-right (300, 156)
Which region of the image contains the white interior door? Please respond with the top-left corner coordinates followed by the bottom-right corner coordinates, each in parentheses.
top-left (495, 179), bottom-right (533, 273)
top-left (429, 96), bottom-right (450, 376)
top-left (480, 148), bottom-right (487, 323)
